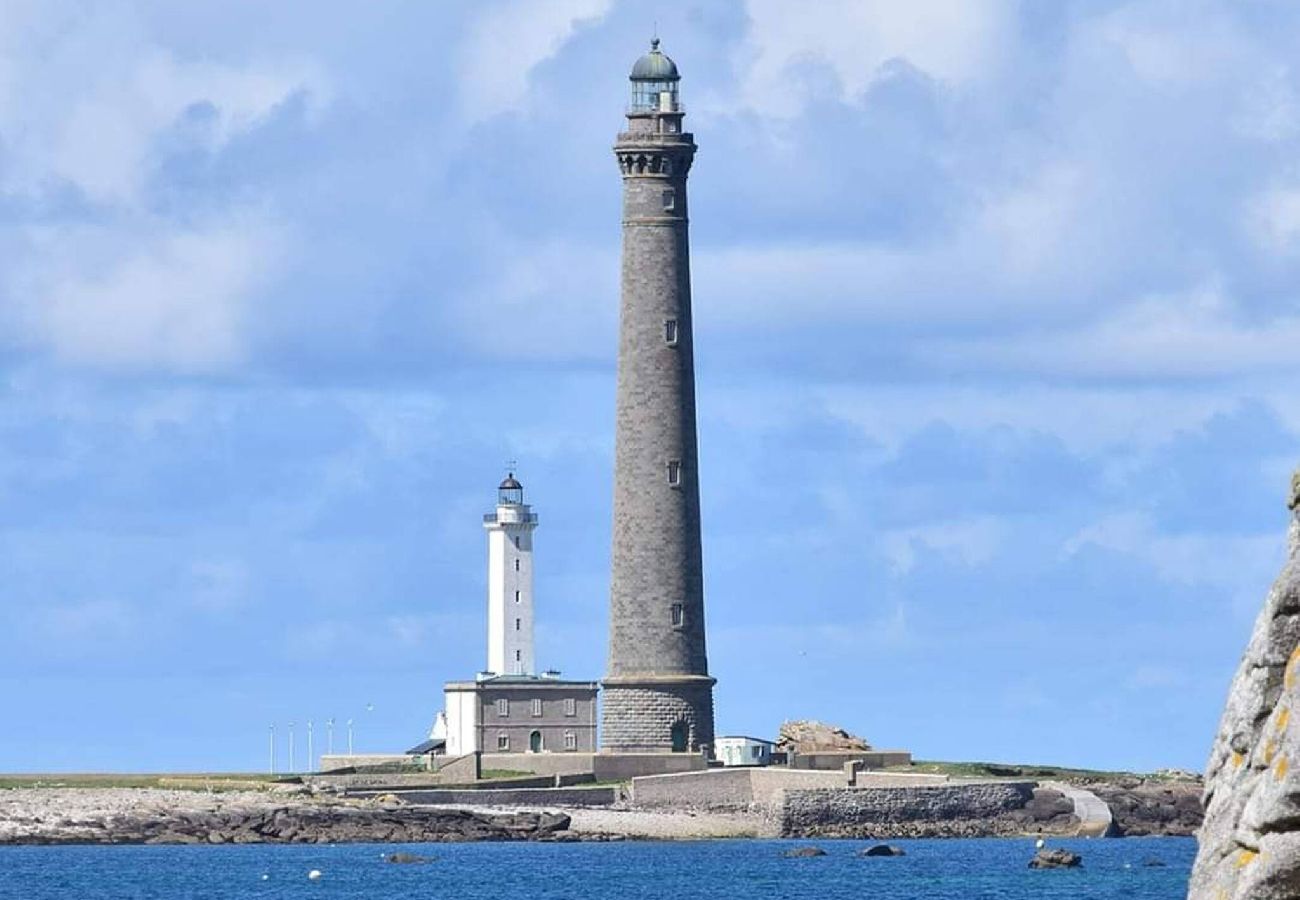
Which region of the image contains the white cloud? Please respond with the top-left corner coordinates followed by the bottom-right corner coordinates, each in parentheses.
top-left (20, 218), bottom-right (286, 373)
top-left (0, 2), bottom-right (321, 372)
top-left (922, 282), bottom-right (1300, 379)
top-left (1062, 511), bottom-right (1283, 591)
top-left (1247, 183), bottom-right (1300, 257)
top-left (457, 0), bottom-right (612, 121)
top-left (37, 599), bottom-right (136, 643)
top-left (451, 237), bottom-right (617, 361)
top-left (736, 0), bottom-right (1014, 115)
top-left (881, 517), bottom-right (1007, 575)
top-left (0, 8), bottom-right (324, 205)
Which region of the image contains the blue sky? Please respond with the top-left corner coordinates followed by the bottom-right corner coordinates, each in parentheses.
top-left (2, 0), bottom-right (1299, 773)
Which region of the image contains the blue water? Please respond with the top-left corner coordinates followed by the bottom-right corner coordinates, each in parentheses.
top-left (0, 837), bottom-right (1194, 900)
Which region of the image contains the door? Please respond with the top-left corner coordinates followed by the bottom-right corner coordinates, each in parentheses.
top-left (529, 730), bottom-right (543, 753)
top-left (670, 721), bottom-right (688, 753)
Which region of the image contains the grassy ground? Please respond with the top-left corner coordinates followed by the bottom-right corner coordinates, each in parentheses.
top-left (0, 774), bottom-right (282, 791)
top-left (895, 760), bottom-right (1188, 781)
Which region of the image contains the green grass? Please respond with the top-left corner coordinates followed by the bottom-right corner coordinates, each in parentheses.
top-left (895, 760), bottom-right (1190, 782)
top-left (478, 769), bottom-right (534, 780)
top-left (0, 773), bottom-right (282, 791)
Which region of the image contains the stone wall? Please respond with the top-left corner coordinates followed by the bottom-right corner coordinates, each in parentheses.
top-left (781, 783), bottom-right (1038, 838)
top-left (318, 754), bottom-right (419, 773)
top-left (365, 786), bottom-right (618, 807)
top-left (790, 750), bottom-right (913, 771)
top-left (601, 679), bottom-right (715, 753)
top-left (485, 752), bottom-right (597, 777)
top-left (591, 751), bottom-right (708, 781)
top-left (629, 767), bottom-right (950, 811)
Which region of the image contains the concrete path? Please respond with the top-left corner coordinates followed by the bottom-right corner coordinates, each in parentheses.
top-left (1046, 782), bottom-right (1114, 837)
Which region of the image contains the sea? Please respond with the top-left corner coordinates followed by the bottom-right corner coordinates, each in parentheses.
top-left (0, 836), bottom-right (1195, 900)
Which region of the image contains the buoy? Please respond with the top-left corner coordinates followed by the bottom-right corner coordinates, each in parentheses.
top-left (261, 874), bottom-right (269, 881)
top-left (307, 870), bottom-right (322, 881)
top-left (1035, 838), bottom-right (1045, 849)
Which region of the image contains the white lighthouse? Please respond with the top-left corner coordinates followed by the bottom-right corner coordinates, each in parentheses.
top-left (484, 473), bottom-right (537, 676)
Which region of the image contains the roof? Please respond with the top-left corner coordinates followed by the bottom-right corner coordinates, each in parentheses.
top-left (445, 674), bottom-right (600, 691)
top-left (716, 735), bottom-right (776, 746)
top-left (499, 473), bottom-right (522, 490)
top-left (630, 38), bottom-right (679, 81)
top-left (406, 737), bottom-right (446, 755)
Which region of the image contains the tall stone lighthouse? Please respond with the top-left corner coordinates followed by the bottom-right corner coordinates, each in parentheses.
top-left (602, 40), bottom-right (715, 754)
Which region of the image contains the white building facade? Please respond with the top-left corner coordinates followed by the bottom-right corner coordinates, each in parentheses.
top-left (484, 474), bottom-right (536, 676)
top-left (716, 735), bottom-right (775, 767)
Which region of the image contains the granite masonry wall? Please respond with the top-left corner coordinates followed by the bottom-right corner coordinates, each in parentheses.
top-left (601, 681), bottom-right (715, 753)
top-left (631, 767), bottom-right (950, 811)
top-left (781, 783), bottom-right (1038, 838)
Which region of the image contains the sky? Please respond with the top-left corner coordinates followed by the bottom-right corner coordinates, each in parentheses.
top-left (2, 0), bottom-right (1299, 774)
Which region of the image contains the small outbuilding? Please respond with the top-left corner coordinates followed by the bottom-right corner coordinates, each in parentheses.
top-left (715, 735), bottom-right (775, 767)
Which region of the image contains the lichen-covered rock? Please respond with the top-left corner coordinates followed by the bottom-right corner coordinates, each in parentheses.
top-left (776, 720), bottom-right (871, 753)
top-left (1189, 472), bottom-right (1300, 900)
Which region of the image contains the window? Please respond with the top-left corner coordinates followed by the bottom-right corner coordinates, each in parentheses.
top-left (564, 731), bottom-right (577, 751)
top-left (671, 603), bottom-right (684, 626)
top-left (564, 697), bottom-right (576, 717)
top-left (496, 698), bottom-right (509, 717)
top-left (662, 188), bottom-right (676, 212)
top-left (751, 746), bottom-right (762, 760)
top-left (515, 558), bottom-right (520, 572)
top-left (513, 535), bottom-right (520, 549)
top-left (532, 698), bottom-right (543, 717)
top-left (667, 459), bottom-right (681, 487)
top-left (497, 733), bottom-right (509, 751)
top-left (515, 618), bottom-right (521, 632)
top-left (664, 318), bottom-right (679, 346)
top-left (516, 649), bottom-right (522, 662)
top-left (515, 590), bottom-right (521, 603)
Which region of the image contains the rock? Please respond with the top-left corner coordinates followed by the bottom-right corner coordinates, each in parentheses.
top-left (859, 844), bottom-right (905, 857)
top-left (1029, 848), bottom-right (1082, 869)
top-left (1142, 858), bottom-right (1167, 868)
top-left (783, 846), bottom-right (828, 858)
top-left (1189, 472), bottom-right (1300, 900)
top-left (385, 852), bottom-right (432, 864)
top-left (776, 720), bottom-right (871, 753)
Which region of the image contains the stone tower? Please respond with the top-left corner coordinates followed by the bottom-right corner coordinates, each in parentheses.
top-left (602, 40), bottom-right (715, 754)
top-left (484, 473), bottom-right (537, 676)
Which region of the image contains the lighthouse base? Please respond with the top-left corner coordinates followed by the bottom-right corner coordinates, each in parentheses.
top-left (600, 674), bottom-right (716, 755)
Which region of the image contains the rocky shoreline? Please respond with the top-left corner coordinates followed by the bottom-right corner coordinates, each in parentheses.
top-left (0, 779), bottom-right (1202, 845)
top-left (0, 789), bottom-right (569, 846)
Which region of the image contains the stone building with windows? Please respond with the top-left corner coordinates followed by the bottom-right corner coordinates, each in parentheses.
top-left (444, 674), bottom-right (599, 757)
top-left (441, 473), bottom-right (599, 756)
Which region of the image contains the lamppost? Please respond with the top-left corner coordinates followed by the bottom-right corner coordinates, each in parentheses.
top-left (269, 724), bottom-right (276, 776)
top-left (347, 719), bottom-right (354, 756)
top-left (288, 721), bottom-right (295, 774)
top-left (306, 720), bottom-right (314, 773)
top-left (326, 718), bottom-right (335, 755)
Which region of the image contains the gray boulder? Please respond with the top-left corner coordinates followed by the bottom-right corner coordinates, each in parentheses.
top-left (1028, 848), bottom-right (1081, 869)
top-left (1189, 471), bottom-right (1300, 900)
top-left (858, 844), bottom-right (906, 857)
top-left (783, 846), bottom-right (828, 858)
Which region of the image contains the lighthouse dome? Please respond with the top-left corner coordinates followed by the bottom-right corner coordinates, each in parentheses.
top-left (499, 474), bottom-right (522, 491)
top-left (630, 39), bottom-right (679, 81)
